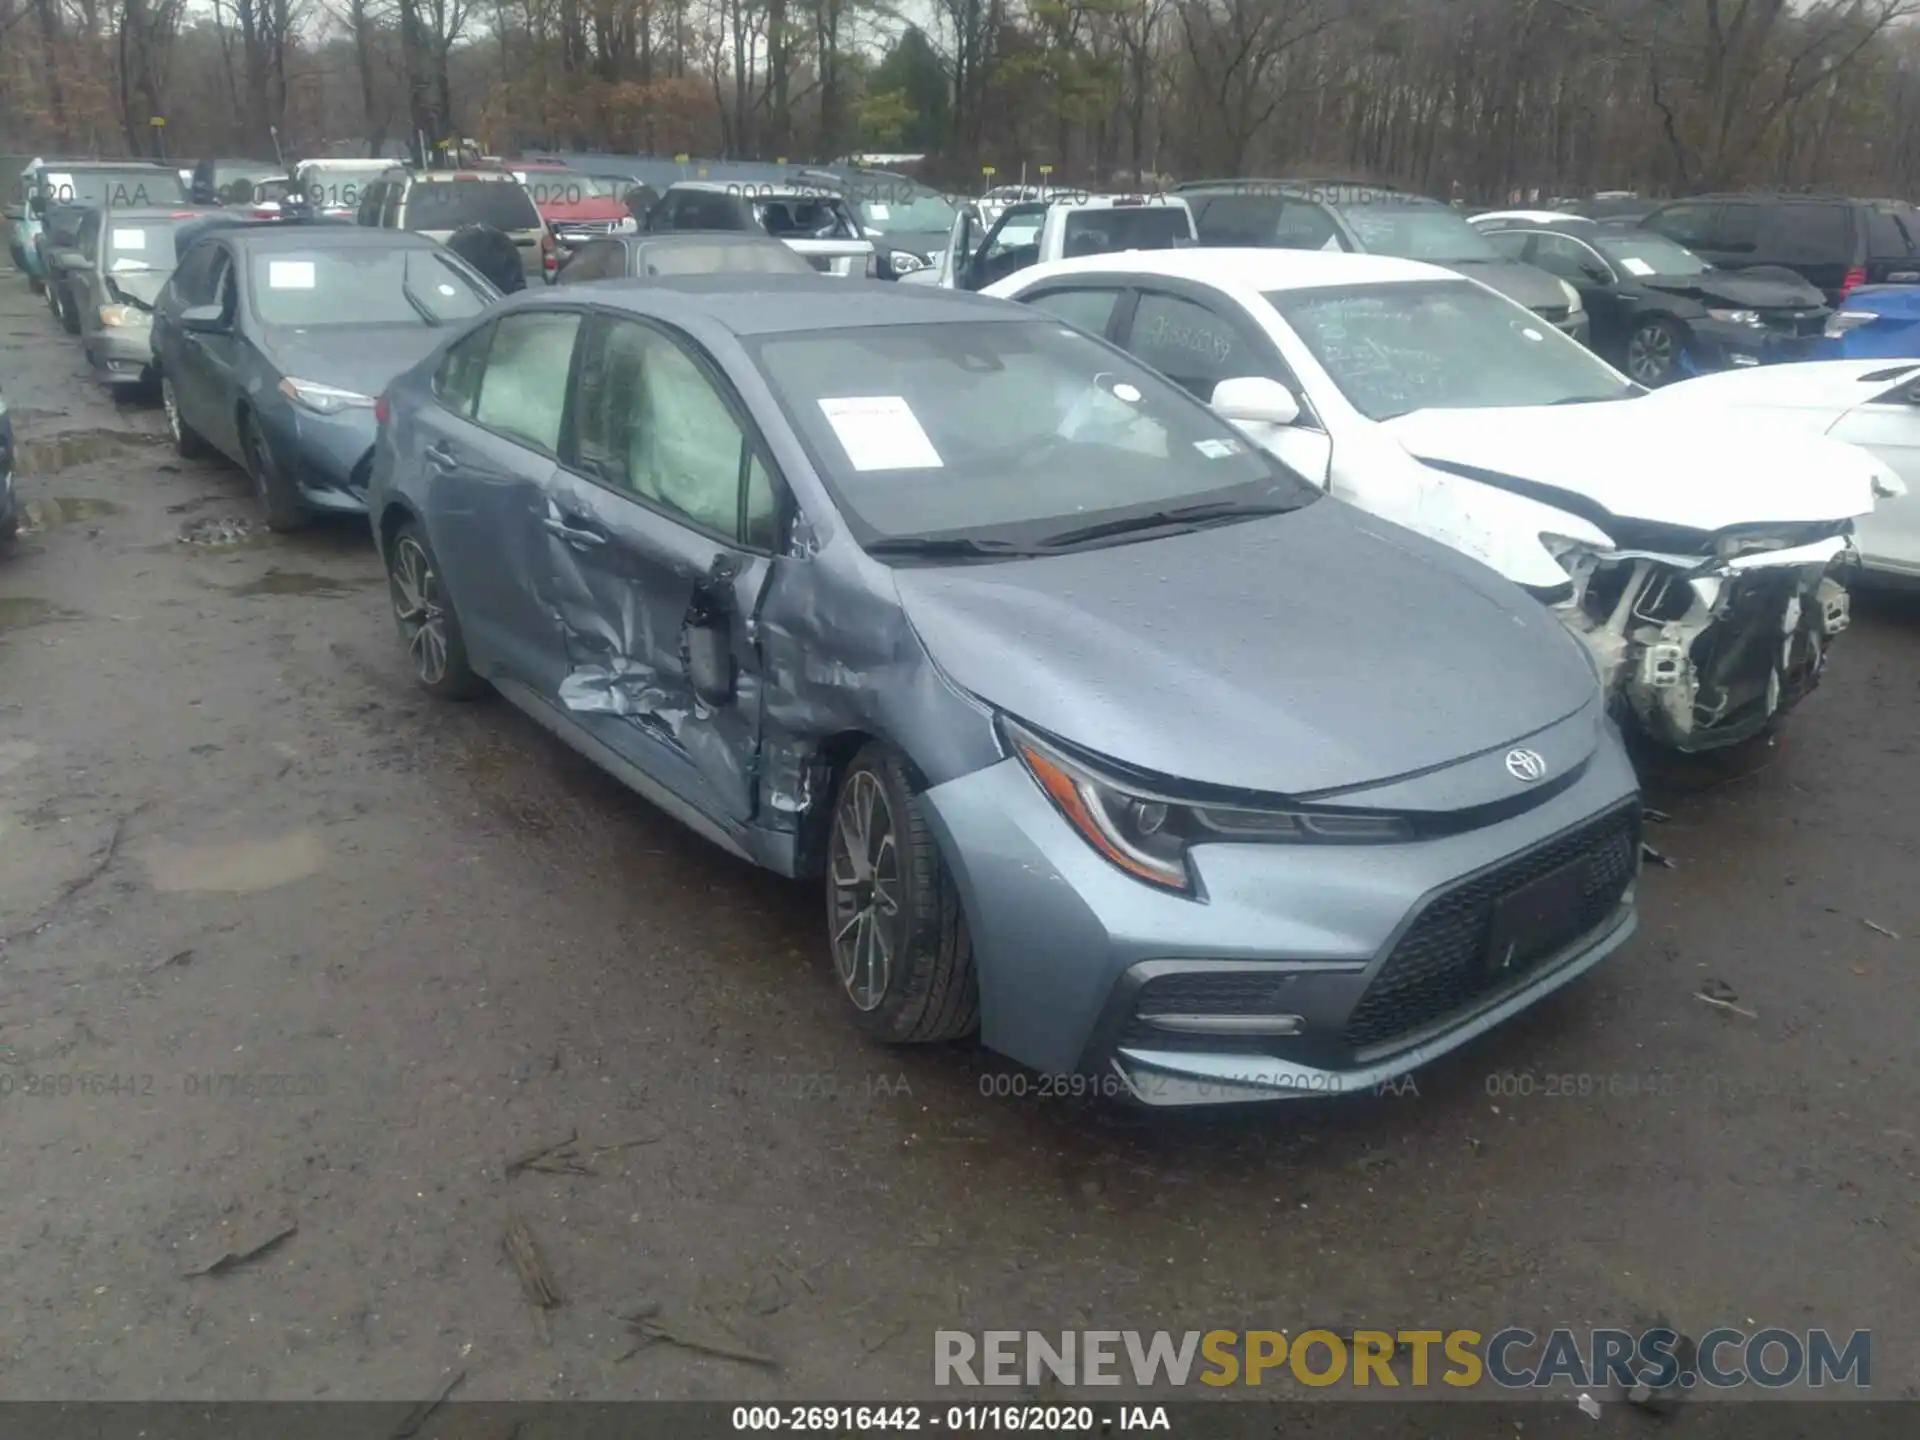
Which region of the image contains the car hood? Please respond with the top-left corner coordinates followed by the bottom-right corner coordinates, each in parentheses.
top-left (1382, 400), bottom-right (1888, 531)
top-left (1444, 258), bottom-right (1568, 312)
top-left (260, 324), bottom-right (451, 395)
top-left (1656, 359), bottom-right (1920, 417)
top-left (1642, 269), bottom-right (1824, 309)
top-left (891, 499), bottom-right (1597, 797)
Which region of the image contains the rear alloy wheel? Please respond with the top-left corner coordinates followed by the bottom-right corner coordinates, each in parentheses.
top-left (387, 522), bottom-right (486, 700)
top-left (241, 415), bottom-right (312, 532)
top-left (1625, 318), bottom-right (1683, 386)
top-left (161, 374), bottom-right (210, 459)
top-left (825, 744), bottom-right (979, 1044)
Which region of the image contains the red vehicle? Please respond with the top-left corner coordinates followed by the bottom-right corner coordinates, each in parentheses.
top-left (510, 162), bottom-right (635, 244)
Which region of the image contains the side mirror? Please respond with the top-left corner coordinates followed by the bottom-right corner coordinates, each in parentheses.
top-left (1211, 376), bottom-right (1301, 427)
top-left (685, 554), bottom-right (740, 708)
top-left (179, 304), bottom-right (227, 333)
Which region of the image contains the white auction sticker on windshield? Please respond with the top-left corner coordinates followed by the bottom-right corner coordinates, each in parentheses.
top-left (267, 260), bottom-right (317, 290)
top-left (1113, 383), bottom-right (1142, 403)
top-left (111, 228), bottom-right (145, 250)
top-left (868, 203), bottom-right (891, 221)
top-left (1520, 326), bottom-right (1545, 341)
top-left (1194, 438), bottom-right (1244, 459)
top-left (1618, 257), bottom-right (1654, 277)
top-left (818, 396), bottom-right (942, 471)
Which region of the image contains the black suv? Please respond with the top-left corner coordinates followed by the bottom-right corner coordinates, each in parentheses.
top-left (1640, 194), bottom-right (1920, 304)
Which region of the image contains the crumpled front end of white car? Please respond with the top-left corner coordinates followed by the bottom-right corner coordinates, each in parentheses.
top-left (1543, 524), bottom-right (1857, 752)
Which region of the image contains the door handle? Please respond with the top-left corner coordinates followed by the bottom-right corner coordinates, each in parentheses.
top-left (541, 515), bottom-right (607, 548)
top-left (424, 442), bottom-right (458, 470)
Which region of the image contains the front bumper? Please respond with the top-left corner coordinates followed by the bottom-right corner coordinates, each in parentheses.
top-left (258, 403), bottom-right (375, 515)
top-left (1684, 318), bottom-right (1823, 374)
top-left (85, 325), bottom-right (156, 385)
top-left (920, 728), bottom-right (1641, 1101)
top-left (1560, 539), bottom-right (1853, 751)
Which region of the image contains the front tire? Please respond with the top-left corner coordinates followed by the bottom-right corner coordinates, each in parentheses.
top-left (1625, 317), bottom-right (1684, 386)
top-left (55, 283), bottom-right (79, 335)
top-left (241, 414), bottom-right (312, 532)
top-left (161, 373), bottom-right (210, 459)
top-left (825, 744), bottom-right (980, 1044)
top-left (386, 521), bottom-right (486, 700)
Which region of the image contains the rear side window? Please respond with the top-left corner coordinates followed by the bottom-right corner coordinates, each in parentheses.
top-left (434, 323), bottom-right (493, 417)
top-left (473, 311), bottom-right (581, 453)
top-left (1868, 208), bottom-right (1912, 258)
top-left (661, 191), bottom-right (745, 231)
top-left (406, 181), bottom-right (540, 232)
top-left (1762, 204), bottom-right (1850, 261)
top-left (1059, 206), bottom-right (1190, 256)
top-left (1192, 194), bottom-right (1281, 245)
top-left (1646, 202), bottom-right (1716, 248)
top-left (1026, 286), bottom-right (1122, 335)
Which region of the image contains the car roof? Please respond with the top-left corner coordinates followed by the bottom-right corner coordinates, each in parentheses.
top-left (666, 180), bottom-right (840, 197)
top-left (101, 205), bottom-right (209, 220)
top-left (1177, 176), bottom-right (1420, 198)
top-left (997, 247), bottom-right (1451, 290)
top-left (44, 159), bottom-right (178, 171)
top-left (1471, 209), bottom-right (1585, 227)
top-left (549, 275), bottom-right (1023, 335)
top-left (222, 225), bottom-right (441, 250)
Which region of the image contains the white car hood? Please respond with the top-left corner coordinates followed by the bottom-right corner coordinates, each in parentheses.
top-left (1381, 400), bottom-right (1888, 533)
top-left (1656, 359), bottom-right (1920, 418)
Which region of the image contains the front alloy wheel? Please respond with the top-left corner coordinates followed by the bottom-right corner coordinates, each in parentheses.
top-left (830, 769), bottom-right (903, 1012)
top-left (822, 745), bottom-right (979, 1044)
top-left (1625, 319), bottom-right (1680, 385)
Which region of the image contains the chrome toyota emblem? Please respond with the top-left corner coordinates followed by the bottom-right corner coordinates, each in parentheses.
top-left (1505, 748), bottom-right (1548, 783)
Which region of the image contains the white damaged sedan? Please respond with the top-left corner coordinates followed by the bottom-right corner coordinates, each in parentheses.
top-left (987, 249), bottom-right (1906, 753)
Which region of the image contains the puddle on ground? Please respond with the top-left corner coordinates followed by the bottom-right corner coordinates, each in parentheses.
top-left (142, 829), bottom-right (327, 893)
top-left (0, 598), bottom-right (80, 632)
top-left (14, 428), bottom-right (164, 476)
top-left (225, 569), bottom-right (375, 599)
top-left (19, 495), bottom-right (124, 532)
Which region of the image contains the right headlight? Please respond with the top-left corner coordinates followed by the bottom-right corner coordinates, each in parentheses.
top-left (1825, 310), bottom-right (1876, 338)
top-left (1004, 718), bottom-right (1411, 895)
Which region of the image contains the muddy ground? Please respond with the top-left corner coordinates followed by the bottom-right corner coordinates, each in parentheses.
top-left (0, 276), bottom-right (1916, 1409)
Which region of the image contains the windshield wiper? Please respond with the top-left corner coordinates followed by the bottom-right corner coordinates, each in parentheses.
top-left (399, 281), bottom-right (442, 326)
top-left (1034, 497), bottom-right (1300, 550)
top-left (1548, 384), bottom-right (1639, 405)
top-left (865, 535), bottom-right (1036, 561)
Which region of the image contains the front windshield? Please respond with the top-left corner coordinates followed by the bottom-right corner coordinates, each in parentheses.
top-left (1593, 231), bottom-right (1708, 277)
top-left (248, 247), bottom-right (494, 327)
top-left (1341, 202), bottom-right (1503, 262)
top-left (40, 168), bottom-right (186, 209)
top-left (105, 219), bottom-right (187, 272)
top-left (855, 190), bottom-right (957, 235)
top-left (1268, 280), bottom-right (1632, 420)
top-left (751, 319), bottom-right (1319, 547)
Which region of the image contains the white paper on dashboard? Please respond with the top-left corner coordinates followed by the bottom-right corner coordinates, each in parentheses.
top-left (111, 228), bottom-right (146, 250)
top-left (1619, 257), bottom-right (1654, 276)
top-left (267, 260), bottom-right (317, 289)
top-left (818, 396), bottom-right (943, 470)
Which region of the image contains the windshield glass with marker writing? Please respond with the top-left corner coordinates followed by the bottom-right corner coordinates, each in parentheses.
top-left (1269, 280), bottom-right (1634, 419)
top-left (751, 318), bottom-right (1318, 553)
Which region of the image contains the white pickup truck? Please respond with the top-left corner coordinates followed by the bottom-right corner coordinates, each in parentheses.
top-left (901, 194), bottom-right (1197, 291)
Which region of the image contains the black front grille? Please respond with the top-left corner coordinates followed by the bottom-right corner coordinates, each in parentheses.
top-left (1342, 806), bottom-right (1640, 1053)
top-left (1763, 310), bottom-right (1827, 337)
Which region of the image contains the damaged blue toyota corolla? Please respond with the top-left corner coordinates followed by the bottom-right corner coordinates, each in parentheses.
top-left (366, 276), bottom-right (1643, 1105)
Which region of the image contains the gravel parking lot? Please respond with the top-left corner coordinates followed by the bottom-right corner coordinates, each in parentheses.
top-left (0, 275), bottom-right (1916, 1408)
